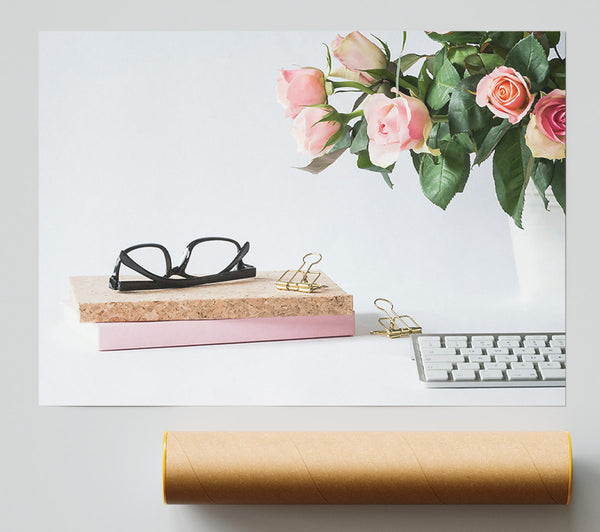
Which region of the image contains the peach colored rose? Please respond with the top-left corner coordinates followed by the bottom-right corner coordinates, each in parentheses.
top-left (331, 31), bottom-right (387, 85)
top-left (363, 92), bottom-right (433, 168)
top-left (290, 107), bottom-right (341, 158)
top-left (276, 68), bottom-right (327, 119)
top-left (476, 66), bottom-right (535, 124)
top-left (525, 89), bottom-right (566, 159)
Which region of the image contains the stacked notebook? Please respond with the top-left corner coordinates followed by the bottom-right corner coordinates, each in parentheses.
top-left (65, 271), bottom-right (355, 350)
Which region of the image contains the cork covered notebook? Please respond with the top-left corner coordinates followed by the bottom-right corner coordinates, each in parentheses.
top-left (69, 271), bottom-right (354, 323)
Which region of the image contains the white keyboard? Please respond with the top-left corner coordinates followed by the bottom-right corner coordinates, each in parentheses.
top-left (412, 333), bottom-right (565, 387)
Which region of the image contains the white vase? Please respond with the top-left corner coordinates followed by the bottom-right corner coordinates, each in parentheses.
top-left (509, 184), bottom-right (565, 301)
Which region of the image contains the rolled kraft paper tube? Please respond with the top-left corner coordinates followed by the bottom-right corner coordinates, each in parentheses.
top-left (163, 431), bottom-right (572, 505)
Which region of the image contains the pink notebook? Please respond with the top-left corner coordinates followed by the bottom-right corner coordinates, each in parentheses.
top-left (65, 308), bottom-right (355, 351)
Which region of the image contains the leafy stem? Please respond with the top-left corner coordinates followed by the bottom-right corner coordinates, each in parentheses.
top-left (330, 80), bottom-right (376, 94)
top-left (342, 109), bottom-right (364, 120)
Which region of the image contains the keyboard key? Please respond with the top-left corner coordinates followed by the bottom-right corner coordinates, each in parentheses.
top-left (512, 347), bottom-right (536, 355)
top-left (469, 355), bottom-right (491, 363)
top-left (418, 336), bottom-right (441, 348)
top-left (524, 340), bottom-right (548, 348)
top-left (421, 347), bottom-right (457, 356)
top-left (486, 347), bottom-right (509, 356)
top-left (497, 339), bottom-right (521, 348)
top-left (550, 335), bottom-right (565, 347)
top-left (457, 362), bottom-right (480, 370)
top-left (444, 335), bottom-right (467, 343)
top-left (537, 361), bottom-right (562, 370)
top-left (484, 362), bottom-right (507, 370)
top-left (479, 369), bottom-right (504, 381)
top-left (460, 348), bottom-right (483, 356)
top-left (422, 355), bottom-right (464, 364)
top-left (472, 336), bottom-right (494, 341)
top-left (471, 340), bottom-right (494, 348)
top-left (539, 347), bottom-right (563, 356)
top-left (522, 354), bottom-right (545, 363)
top-left (423, 363), bottom-right (453, 371)
top-left (494, 354), bottom-right (518, 363)
top-left (445, 339), bottom-right (468, 348)
top-left (424, 370), bottom-right (449, 381)
top-left (510, 362), bottom-right (534, 370)
top-left (548, 354), bottom-right (566, 363)
top-left (539, 368), bottom-right (566, 381)
top-left (498, 335), bottom-right (521, 341)
top-left (452, 370), bottom-right (476, 381)
top-left (525, 335), bottom-right (548, 341)
top-left (507, 369), bottom-right (539, 381)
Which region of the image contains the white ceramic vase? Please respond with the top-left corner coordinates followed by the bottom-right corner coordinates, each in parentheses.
top-left (509, 183), bottom-right (565, 301)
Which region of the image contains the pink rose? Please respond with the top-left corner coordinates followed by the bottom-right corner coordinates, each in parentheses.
top-left (331, 31), bottom-right (387, 85)
top-left (363, 92), bottom-right (433, 168)
top-left (276, 68), bottom-right (327, 119)
top-left (290, 107), bottom-right (341, 158)
top-left (476, 66), bottom-right (535, 124)
top-left (525, 89), bottom-right (566, 160)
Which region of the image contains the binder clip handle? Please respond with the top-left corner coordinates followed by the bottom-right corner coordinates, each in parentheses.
top-left (370, 298), bottom-right (422, 338)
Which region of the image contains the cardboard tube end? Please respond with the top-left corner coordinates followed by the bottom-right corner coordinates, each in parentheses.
top-left (162, 431), bottom-right (168, 505)
top-left (567, 431), bottom-right (572, 505)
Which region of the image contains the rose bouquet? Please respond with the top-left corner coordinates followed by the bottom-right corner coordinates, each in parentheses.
top-left (277, 31), bottom-right (566, 227)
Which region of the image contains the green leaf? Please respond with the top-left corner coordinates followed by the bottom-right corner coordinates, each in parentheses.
top-left (380, 172), bottom-right (394, 189)
top-left (329, 125), bottom-right (352, 151)
top-left (356, 150), bottom-right (395, 188)
top-left (350, 118), bottom-right (368, 154)
top-left (551, 159), bottom-right (566, 212)
top-left (396, 76), bottom-right (419, 95)
top-left (419, 140), bottom-right (470, 209)
top-left (457, 152), bottom-right (471, 192)
top-left (533, 33), bottom-right (551, 56)
top-left (480, 53), bottom-right (505, 73)
top-left (324, 44), bottom-right (332, 75)
top-left (488, 31), bottom-right (524, 50)
top-left (549, 58), bottom-right (566, 90)
top-left (426, 58), bottom-right (461, 110)
top-left (448, 74), bottom-right (493, 135)
top-left (427, 121), bottom-right (450, 150)
top-left (546, 32), bottom-right (561, 47)
top-left (426, 31), bottom-right (486, 45)
top-left (417, 61), bottom-right (432, 100)
top-left (296, 148), bottom-right (347, 175)
top-left (363, 68), bottom-right (396, 82)
top-left (464, 53), bottom-right (504, 76)
top-left (530, 158), bottom-right (554, 209)
top-left (399, 53), bottom-right (424, 74)
top-left (428, 47), bottom-right (447, 77)
top-left (472, 126), bottom-right (490, 150)
top-left (504, 34), bottom-right (550, 92)
top-left (492, 126), bottom-right (532, 227)
top-left (370, 34), bottom-right (391, 62)
top-left (473, 119), bottom-right (512, 165)
top-left (455, 132), bottom-right (476, 153)
top-left (447, 45), bottom-right (478, 73)
top-left (411, 151), bottom-right (424, 173)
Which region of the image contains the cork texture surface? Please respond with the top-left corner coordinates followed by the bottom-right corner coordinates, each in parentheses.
top-left (69, 271), bottom-right (353, 323)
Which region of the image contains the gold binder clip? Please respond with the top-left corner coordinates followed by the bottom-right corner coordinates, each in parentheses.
top-left (275, 253), bottom-right (327, 293)
top-left (370, 298), bottom-right (422, 338)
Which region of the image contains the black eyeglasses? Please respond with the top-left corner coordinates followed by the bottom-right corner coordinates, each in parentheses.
top-left (108, 237), bottom-right (256, 291)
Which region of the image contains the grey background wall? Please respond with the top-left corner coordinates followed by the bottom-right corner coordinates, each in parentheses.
top-left (2, 1), bottom-right (599, 530)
